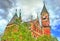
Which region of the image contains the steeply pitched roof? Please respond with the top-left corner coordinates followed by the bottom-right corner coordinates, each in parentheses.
top-left (41, 3), bottom-right (48, 14)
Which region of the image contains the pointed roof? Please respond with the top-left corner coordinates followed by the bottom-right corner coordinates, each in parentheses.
top-left (8, 9), bottom-right (19, 24)
top-left (41, 3), bottom-right (48, 14)
top-left (19, 9), bottom-right (21, 19)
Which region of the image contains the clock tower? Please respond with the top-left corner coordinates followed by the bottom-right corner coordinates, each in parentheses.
top-left (41, 3), bottom-right (50, 35)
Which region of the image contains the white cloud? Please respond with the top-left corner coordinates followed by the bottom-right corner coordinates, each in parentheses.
top-left (0, 16), bottom-right (2, 20)
top-left (57, 37), bottom-right (60, 41)
top-left (6, 8), bottom-right (16, 22)
top-left (0, 19), bottom-right (8, 35)
top-left (15, 0), bottom-right (44, 21)
top-left (0, 9), bottom-right (5, 14)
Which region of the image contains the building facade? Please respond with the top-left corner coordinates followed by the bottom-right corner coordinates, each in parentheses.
top-left (30, 4), bottom-right (50, 38)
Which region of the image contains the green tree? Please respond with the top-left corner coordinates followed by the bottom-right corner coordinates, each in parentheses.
top-left (2, 18), bottom-right (58, 41)
top-left (36, 35), bottom-right (58, 41)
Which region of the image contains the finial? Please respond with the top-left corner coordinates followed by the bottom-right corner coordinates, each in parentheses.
top-left (43, 0), bottom-right (45, 3)
top-left (43, 0), bottom-right (45, 5)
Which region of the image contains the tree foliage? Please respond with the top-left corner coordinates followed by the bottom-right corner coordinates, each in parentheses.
top-left (1, 18), bottom-right (58, 41)
top-left (36, 35), bottom-right (58, 41)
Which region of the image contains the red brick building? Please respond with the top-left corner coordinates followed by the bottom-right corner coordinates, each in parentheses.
top-left (30, 4), bottom-right (50, 38)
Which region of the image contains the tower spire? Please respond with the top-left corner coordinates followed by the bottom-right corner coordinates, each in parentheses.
top-left (41, 0), bottom-right (48, 14)
top-left (43, 0), bottom-right (45, 7)
top-left (19, 9), bottom-right (22, 22)
top-left (37, 13), bottom-right (38, 19)
top-left (43, 0), bottom-right (45, 4)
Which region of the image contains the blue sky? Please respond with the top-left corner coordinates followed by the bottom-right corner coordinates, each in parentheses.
top-left (0, 0), bottom-right (60, 41)
top-left (45, 0), bottom-right (60, 41)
